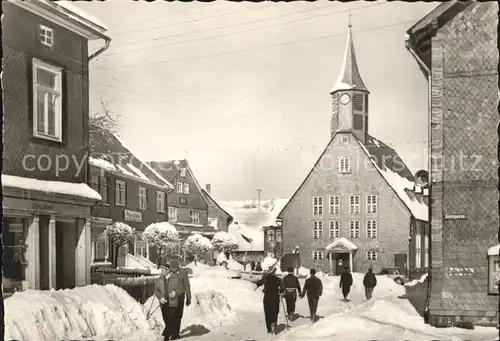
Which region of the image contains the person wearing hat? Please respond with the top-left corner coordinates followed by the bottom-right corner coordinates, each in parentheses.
top-left (154, 259), bottom-right (192, 340)
top-left (363, 267), bottom-right (377, 300)
top-left (255, 266), bottom-right (284, 334)
top-left (339, 266), bottom-right (353, 302)
top-left (282, 266), bottom-right (301, 319)
top-left (299, 268), bottom-right (323, 322)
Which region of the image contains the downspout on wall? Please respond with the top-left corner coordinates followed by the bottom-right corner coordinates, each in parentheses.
top-left (405, 36), bottom-right (432, 324)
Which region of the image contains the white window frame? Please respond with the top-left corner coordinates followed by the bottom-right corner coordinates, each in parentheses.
top-left (415, 225), bottom-right (422, 269)
top-left (349, 195), bottom-right (360, 214)
top-left (366, 195), bottom-right (377, 214)
top-left (138, 186), bottom-right (147, 210)
top-left (134, 234), bottom-right (149, 259)
top-left (329, 196), bottom-right (340, 215)
top-left (39, 25), bottom-right (54, 47)
top-left (268, 230), bottom-right (275, 242)
top-left (349, 220), bottom-right (360, 239)
top-left (424, 235), bottom-right (429, 268)
top-left (366, 220), bottom-right (377, 239)
top-left (168, 206), bottom-right (178, 223)
top-left (156, 191), bottom-right (166, 213)
top-left (33, 58), bottom-right (62, 141)
top-left (338, 157), bottom-right (351, 173)
top-left (115, 180), bottom-right (126, 206)
top-left (329, 221), bottom-right (339, 239)
top-left (183, 183), bottom-right (190, 195)
top-left (313, 221), bottom-right (323, 239)
top-left (366, 250), bottom-right (378, 261)
top-left (312, 251), bottom-right (324, 261)
top-left (190, 209), bottom-right (200, 224)
top-left (312, 197), bottom-right (323, 215)
top-left (180, 168), bottom-right (187, 177)
top-left (93, 236), bottom-right (110, 263)
top-left (176, 182), bottom-right (183, 194)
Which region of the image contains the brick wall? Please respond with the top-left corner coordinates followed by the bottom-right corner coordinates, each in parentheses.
top-left (281, 132), bottom-right (411, 274)
top-left (2, 2), bottom-right (89, 184)
top-left (428, 1), bottom-right (499, 326)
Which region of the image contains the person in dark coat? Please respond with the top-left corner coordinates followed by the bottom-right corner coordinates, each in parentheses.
top-left (300, 269), bottom-right (323, 322)
top-left (339, 266), bottom-right (353, 302)
top-left (282, 267), bottom-right (301, 319)
top-left (255, 267), bottom-right (284, 334)
top-left (363, 268), bottom-right (377, 300)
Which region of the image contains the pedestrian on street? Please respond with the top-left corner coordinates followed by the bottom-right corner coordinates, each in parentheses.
top-left (293, 246), bottom-right (300, 276)
top-left (299, 268), bottom-right (323, 322)
top-left (282, 266), bottom-right (301, 319)
top-left (363, 267), bottom-right (377, 300)
top-left (242, 252), bottom-right (249, 272)
top-left (339, 266), bottom-right (353, 302)
top-left (255, 266), bottom-right (284, 334)
top-left (154, 259), bottom-right (192, 340)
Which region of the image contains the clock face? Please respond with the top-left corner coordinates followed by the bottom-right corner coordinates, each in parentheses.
top-left (340, 93), bottom-right (351, 105)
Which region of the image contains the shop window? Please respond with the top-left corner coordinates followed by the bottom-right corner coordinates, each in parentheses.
top-left (3, 217), bottom-right (29, 294)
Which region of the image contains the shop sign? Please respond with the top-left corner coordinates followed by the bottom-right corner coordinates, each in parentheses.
top-left (444, 214), bottom-right (467, 220)
top-left (124, 210), bottom-right (142, 223)
top-left (447, 267), bottom-right (475, 277)
top-left (3, 197), bottom-right (89, 216)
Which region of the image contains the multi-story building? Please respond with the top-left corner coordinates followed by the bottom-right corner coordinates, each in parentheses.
top-left (89, 127), bottom-right (173, 267)
top-left (277, 23), bottom-right (429, 275)
top-left (148, 160), bottom-right (231, 238)
top-left (2, 0), bottom-right (110, 294)
top-left (406, 0), bottom-right (498, 327)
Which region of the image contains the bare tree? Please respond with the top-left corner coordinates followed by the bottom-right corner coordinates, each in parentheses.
top-left (89, 100), bottom-right (121, 133)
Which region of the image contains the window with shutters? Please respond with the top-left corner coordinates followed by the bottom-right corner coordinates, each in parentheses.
top-left (353, 93), bottom-right (364, 111)
top-left (349, 220), bottom-right (360, 239)
top-left (312, 197), bottom-right (323, 215)
top-left (349, 195), bottom-right (360, 214)
top-left (313, 221), bottom-right (323, 239)
top-left (366, 220), bottom-right (377, 239)
top-left (329, 196), bottom-right (340, 215)
top-left (353, 114), bottom-right (363, 130)
top-left (366, 195), bottom-right (377, 214)
top-left (338, 157), bottom-right (350, 173)
top-left (329, 221), bottom-right (340, 239)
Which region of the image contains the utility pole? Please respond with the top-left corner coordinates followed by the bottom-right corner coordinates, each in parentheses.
top-left (257, 189), bottom-right (262, 212)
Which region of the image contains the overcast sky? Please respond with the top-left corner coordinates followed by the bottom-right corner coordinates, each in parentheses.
top-left (77, 0), bottom-right (437, 201)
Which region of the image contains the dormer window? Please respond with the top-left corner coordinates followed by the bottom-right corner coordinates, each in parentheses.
top-left (353, 93), bottom-right (364, 112)
top-left (39, 25), bottom-right (54, 48)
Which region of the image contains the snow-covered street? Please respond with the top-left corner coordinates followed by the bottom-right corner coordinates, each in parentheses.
top-left (5, 263), bottom-right (498, 341)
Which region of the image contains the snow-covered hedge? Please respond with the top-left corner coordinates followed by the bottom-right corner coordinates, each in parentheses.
top-left (184, 234), bottom-right (212, 262)
top-left (211, 231), bottom-right (239, 253)
top-left (143, 222), bottom-right (180, 266)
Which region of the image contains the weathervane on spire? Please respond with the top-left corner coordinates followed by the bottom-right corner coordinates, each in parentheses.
top-left (348, 9), bottom-right (352, 28)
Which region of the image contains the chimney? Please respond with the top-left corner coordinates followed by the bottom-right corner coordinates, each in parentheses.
top-left (206, 184), bottom-right (211, 194)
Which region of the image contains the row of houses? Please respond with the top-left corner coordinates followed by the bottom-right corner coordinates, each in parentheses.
top-left (1, 0), bottom-right (233, 296)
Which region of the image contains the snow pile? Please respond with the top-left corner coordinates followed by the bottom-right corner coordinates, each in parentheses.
top-left (405, 273), bottom-right (428, 287)
top-left (5, 284), bottom-right (158, 341)
top-left (228, 222), bottom-right (264, 252)
top-left (261, 256), bottom-right (278, 271)
top-left (2, 174), bottom-right (102, 200)
top-left (215, 252), bottom-right (244, 270)
top-left (144, 290), bottom-right (238, 332)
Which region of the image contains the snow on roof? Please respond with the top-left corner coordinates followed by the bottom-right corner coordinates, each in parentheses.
top-left (127, 163), bottom-right (149, 181)
top-left (357, 138), bottom-right (428, 222)
top-left (2, 174), bottom-right (101, 201)
top-left (89, 156), bottom-right (116, 171)
top-left (53, 0), bottom-right (108, 31)
top-left (116, 164), bottom-right (135, 177)
top-left (488, 244), bottom-right (500, 256)
top-left (326, 237), bottom-right (358, 250)
top-left (228, 222), bottom-right (264, 252)
top-left (220, 198), bottom-right (289, 230)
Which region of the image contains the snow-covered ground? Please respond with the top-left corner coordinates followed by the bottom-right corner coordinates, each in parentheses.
top-left (5, 265), bottom-right (498, 341)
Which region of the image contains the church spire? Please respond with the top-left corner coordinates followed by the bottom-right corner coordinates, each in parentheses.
top-left (330, 20), bottom-right (369, 94)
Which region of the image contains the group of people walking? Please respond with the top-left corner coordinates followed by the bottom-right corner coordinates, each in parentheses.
top-left (255, 265), bottom-right (378, 335)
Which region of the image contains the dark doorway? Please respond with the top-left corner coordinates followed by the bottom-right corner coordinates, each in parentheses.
top-left (39, 215), bottom-right (50, 290)
top-left (56, 221), bottom-right (77, 289)
top-left (332, 253), bottom-right (350, 275)
top-left (394, 253), bottom-right (407, 274)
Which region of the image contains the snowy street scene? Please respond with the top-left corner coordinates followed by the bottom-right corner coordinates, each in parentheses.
top-left (2, 1), bottom-right (499, 341)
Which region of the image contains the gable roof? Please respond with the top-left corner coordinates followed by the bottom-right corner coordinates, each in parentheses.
top-left (220, 198), bottom-right (290, 229)
top-left (326, 237), bottom-right (358, 251)
top-left (201, 189), bottom-right (234, 225)
top-left (147, 159), bottom-right (210, 206)
top-left (228, 222), bottom-right (264, 252)
top-left (277, 131), bottom-right (428, 222)
top-left (89, 127), bottom-right (173, 189)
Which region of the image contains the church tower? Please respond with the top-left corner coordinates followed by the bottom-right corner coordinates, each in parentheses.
top-left (330, 21), bottom-right (370, 143)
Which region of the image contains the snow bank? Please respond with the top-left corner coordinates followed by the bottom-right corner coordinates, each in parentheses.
top-left (5, 284), bottom-right (157, 341)
top-left (145, 290), bottom-right (238, 332)
top-left (405, 273), bottom-right (428, 287)
top-left (2, 174), bottom-right (101, 200)
top-left (261, 256), bottom-right (278, 271)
